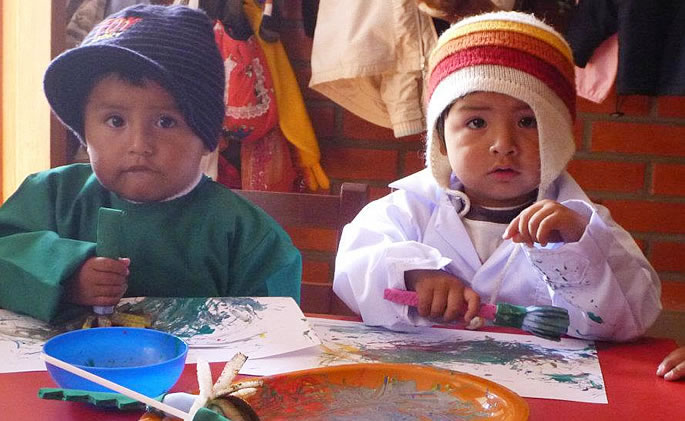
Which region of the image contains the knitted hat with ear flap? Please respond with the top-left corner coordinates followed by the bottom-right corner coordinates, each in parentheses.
top-left (424, 11), bottom-right (576, 200)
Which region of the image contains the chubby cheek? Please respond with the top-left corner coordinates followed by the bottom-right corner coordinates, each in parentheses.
top-left (522, 148), bottom-right (542, 178)
top-left (446, 146), bottom-right (482, 179)
top-left (85, 150), bottom-right (117, 187)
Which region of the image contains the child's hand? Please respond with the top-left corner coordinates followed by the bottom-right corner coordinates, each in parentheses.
top-left (65, 257), bottom-right (130, 307)
top-left (404, 269), bottom-right (480, 323)
top-left (657, 347), bottom-right (685, 381)
top-left (503, 200), bottom-right (589, 246)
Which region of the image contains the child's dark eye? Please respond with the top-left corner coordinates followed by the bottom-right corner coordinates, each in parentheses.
top-left (518, 116), bottom-right (538, 128)
top-left (105, 115), bottom-right (125, 128)
top-left (157, 115), bottom-right (177, 129)
top-left (466, 118), bottom-right (486, 129)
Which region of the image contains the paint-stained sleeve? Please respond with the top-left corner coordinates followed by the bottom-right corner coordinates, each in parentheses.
top-left (333, 190), bottom-right (452, 331)
top-left (525, 200), bottom-right (661, 342)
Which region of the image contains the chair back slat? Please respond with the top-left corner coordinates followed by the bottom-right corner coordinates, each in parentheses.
top-left (235, 183), bottom-right (369, 315)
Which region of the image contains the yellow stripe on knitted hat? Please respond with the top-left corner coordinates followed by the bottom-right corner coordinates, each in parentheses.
top-left (433, 20), bottom-right (572, 63)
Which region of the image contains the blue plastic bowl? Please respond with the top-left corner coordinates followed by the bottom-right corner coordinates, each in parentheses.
top-left (43, 327), bottom-right (188, 397)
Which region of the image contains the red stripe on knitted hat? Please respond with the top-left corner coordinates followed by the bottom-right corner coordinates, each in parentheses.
top-left (429, 31), bottom-right (574, 86)
top-left (427, 45), bottom-right (576, 120)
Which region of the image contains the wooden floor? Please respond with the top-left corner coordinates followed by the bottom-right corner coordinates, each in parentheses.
top-left (647, 310), bottom-right (685, 345)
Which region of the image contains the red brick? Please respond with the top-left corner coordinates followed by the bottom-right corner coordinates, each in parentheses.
top-left (302, 260), bottom-right (332, 284)
top-left (576, 88), bottom-right (650, 116)
top-left (566, 159), bottom-right (645, 193)
top-left (286, 227), bottom-right (337, 252)
top-left (573, 119), bottom-right (584, 150)
top-left (297, 67), bottom-right (329, 101)
top-left (657, 96), bottom-right (685, 118)
top-left (341, 111), bottom-right (396, 141)
top-left (280, 26), bottom-right (311, 62)
top-left (602, 200), bottom-right (685, 234)
top-left (591, 122), bottom-right (685, 157)
top-left (577, 95), bottom-right (614, 115)
top-left (402, 150), bottom-right (426, 176)
top-left (399, 132), bottom-right (426, 143)
top-left (370, 186), bottom-right (392, 201)
top-left (652, 163), bottom-right (685, 196)
top-left (635, 238), bottom-right (646, 254)
top-left (320, 147), bottom-right (398, 180)
top-left (650, 242), bottom-right (685, 272)
top-left (340, 111), bottom-right (424, 143)
top-left (661, 281), bottom-right (685, 312)
top-left (307, 106), bottom-right (335, 139)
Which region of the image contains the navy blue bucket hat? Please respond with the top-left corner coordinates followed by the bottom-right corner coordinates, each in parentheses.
top-left (44, 4), bottom-right (225, 151)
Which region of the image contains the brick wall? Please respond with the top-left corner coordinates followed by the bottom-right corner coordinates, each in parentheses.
top-left (280, 1), bottom-right (685, 315)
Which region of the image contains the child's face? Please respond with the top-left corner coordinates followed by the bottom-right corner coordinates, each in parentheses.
top-left (441, 92), bottom-right (541, 208)
top-left (83, 74), bottom-right (210, 202)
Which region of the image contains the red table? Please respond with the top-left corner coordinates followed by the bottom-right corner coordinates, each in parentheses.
top-left (1, 320), bottom-right (683, 420)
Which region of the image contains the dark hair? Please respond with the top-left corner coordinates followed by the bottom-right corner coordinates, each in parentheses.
top-left (434, 102), bottom-right (454, 150)
top-left (75, 65), bottom-right (169, 139)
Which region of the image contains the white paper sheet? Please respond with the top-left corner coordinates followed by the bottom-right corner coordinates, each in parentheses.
top-left (241, 318), bottom-right (608, 404)
top-left (0, 297), bottom-right (320, 373)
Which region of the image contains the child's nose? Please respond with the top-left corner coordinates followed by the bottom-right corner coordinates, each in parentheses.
top-left (127, 125), bottom-right (153, 156)
top-left (489, 126), bottom-right (517, 156)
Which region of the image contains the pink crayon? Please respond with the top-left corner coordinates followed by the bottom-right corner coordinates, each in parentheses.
top-left (383, 288), bottom-right (497, 319)
top-left (383, 288), bottom-right (569, 341)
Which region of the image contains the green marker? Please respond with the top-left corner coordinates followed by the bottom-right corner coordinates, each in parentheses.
top-left (94, 207), bottom-right (125, 315)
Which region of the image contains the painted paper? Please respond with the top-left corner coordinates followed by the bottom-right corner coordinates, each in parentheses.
top-left (242, 318), bottom-right (607, 404)
top-left (0, 297), bottom-right (319, 373)
top-left (0, 310), bottom-right (57, 372)
top-left (119, 297), bottom-right (320, 358)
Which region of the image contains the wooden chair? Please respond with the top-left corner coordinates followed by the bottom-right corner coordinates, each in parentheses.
top-left (235, 183), bottom-right (369, 316)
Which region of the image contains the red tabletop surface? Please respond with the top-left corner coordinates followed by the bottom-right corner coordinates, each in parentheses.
top-left (1, 317), bottom-right (683, 420)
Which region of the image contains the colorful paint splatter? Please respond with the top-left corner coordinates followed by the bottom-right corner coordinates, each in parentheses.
top-left (119, 297), bottom-right (265, 342)
top-left (248, 375), bottom-right (498, 420)
top-left (115, 297), bottom-right (320, 357)
top-left (303, 319), bottom-right (607, 404)
top-left (0, 297), bottom-right (320, 373)
top-left (0, 311), bottom-right (62, 371)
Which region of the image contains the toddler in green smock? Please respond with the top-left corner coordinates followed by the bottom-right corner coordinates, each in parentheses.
top-left (0, 4), bottom-right (301, 323)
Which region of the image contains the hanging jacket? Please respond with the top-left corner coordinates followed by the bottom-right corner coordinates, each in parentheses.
top-left (65, 0), bottom-right (107, 48)
top-left (309, 0), bottom-right (437, 138)
top-left (333, 169), bottom-right (661, 342)
top-left (242, 0), bottom-right (330, 191)
top-left (575, 33), bottom-right (618, 104)
top-left (566, 0), bottom-right (685, 96)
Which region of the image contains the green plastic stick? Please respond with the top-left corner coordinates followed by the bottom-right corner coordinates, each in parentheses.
top-left (95, 207), bottom-right (125, 315)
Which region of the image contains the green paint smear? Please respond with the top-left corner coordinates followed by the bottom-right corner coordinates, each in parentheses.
top-left (545, 373), bottom-right (603, 390)
top-left (587, 312), bottom-right (603, 324)
top-left (325, 325), bottom-right (599, 377)
top-left (362, 335), bottom-right (574, 367)
top-left (117, 297), bottom-right (266, 339)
